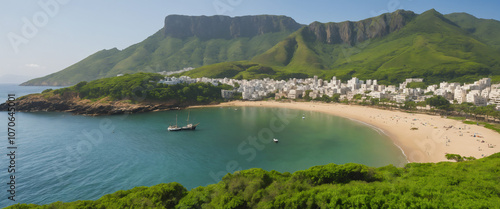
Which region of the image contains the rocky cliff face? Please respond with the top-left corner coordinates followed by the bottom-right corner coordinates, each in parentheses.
top-left (163, 15), bottom-right (303, 39)
top-left (0, 94), bottom-right (178, 116)
top-left (306, 10), bottom-right (417, 45)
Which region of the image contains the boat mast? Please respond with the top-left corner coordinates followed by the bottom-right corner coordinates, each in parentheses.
top-left (187, 111), bottom-right (190, 123)
top-left (176, 114), bottom-right (178, 126)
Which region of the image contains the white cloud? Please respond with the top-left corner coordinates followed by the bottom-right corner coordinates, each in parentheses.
top-left (25, 63), bottom-right (43, 68)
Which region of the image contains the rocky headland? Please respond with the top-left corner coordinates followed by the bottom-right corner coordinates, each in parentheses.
top-left (0, 93), bottom-right (181, 116)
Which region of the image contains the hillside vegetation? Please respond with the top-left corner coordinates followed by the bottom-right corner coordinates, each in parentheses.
top-left (43, 73), bottom-right (233, 105)
top-left (183, 10), bottom-right (500, 85)
top-left (445, 12), bottom-right (500, 50)
top-left (23, 10), bottom-right (500, 86)
top-left (8, 152), bottom-right (500, 208)
top-left (22, 15), bottom-right (301, 86)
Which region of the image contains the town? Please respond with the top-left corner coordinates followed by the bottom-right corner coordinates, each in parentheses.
top-left (158, 76), bottom-right (500, 110)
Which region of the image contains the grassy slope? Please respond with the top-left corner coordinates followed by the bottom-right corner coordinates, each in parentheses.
top-left (326, 9), bottom-right (500, 84)
top-left (9, 152), bottom-right (500, 208)
top-left (186, 10), bottom-right (500, 84)
top-left (445, 12), bottom-right (500, 50)
top-left (22, 30), bottom-right (294, 86)
top-left (23, 10), bottom-right (500, 86)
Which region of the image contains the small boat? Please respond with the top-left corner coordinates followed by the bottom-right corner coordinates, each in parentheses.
top-left (168, 126), bottom-right (181, 131)
top-left (181, 111), bottom-right (199, 130)
top-left (168, 115), bottom-right (181, 131)
top-left (273, 138), bottom-right (279, 143)
top-left (181, 123), bottom-right (198, 130)
top-left (302, 116), bottom-right (305, 119)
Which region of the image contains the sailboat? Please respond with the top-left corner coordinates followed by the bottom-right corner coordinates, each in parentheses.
top-left (168, 115), bottom-right (181, 131)
top-left (181, 111), bottom-right (199, 130)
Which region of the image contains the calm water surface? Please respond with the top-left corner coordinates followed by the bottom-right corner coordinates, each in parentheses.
top-left (0, 84), bottom-right (406, 207)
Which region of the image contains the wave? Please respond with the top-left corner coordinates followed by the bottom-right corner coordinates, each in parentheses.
top-left (348, 118), bottom-right (410, 163)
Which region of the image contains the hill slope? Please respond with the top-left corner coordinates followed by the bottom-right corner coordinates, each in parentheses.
top-left (8, 153), bottom-right (500, 208)
top-left (445, 12), bottom-right (500, 50)
top-left (185, 9), bottom-right (500, 84)
top-left (21, 15), bottom-right (302, 86)
top-left (23, 10), bottom-right (500, 86)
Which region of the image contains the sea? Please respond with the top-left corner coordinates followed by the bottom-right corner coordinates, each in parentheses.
top-left (0, 83), bottom-right (407, 207)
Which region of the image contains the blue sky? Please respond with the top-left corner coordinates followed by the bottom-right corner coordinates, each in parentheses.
top-left (1, 0), bottom-right (499, 83)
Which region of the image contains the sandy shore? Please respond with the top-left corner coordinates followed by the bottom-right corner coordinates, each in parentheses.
top-left (191, 101), bottom-right (500, 163)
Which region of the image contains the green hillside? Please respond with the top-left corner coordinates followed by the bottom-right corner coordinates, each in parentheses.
top-left (22, 15), bottom-right (301, 86)
top-left (22, 30), bottom-right (294, 86)
top-left (38, 72), bottom-right (233, 105)
top-left (184, 10), bottom-right (500, 84)
top-left (22, 10), bottom-right (500, 86)
top-left (445, 12), bottom-right (500, 50)
top-left (8, 152), bottom-right (500, 208)
top-left (326, 9), bottom-right (500, 84)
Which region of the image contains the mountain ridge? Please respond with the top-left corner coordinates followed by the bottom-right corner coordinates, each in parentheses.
top-left (163, 14), bottom-right (303, 40)
top-left (21, 15), bottom-right (302, 86)
top-left (184, 9), bottom-right (500, 84)
top-left (22, 10), bottom-right (500, 86)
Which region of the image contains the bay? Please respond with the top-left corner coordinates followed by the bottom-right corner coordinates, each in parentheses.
top-left (0, 84), bottom-right (406, 207)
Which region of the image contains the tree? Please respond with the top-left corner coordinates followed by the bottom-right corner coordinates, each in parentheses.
top-left (426, 96), bottom-right (451, 112)
top-left (331, 94), bottom-right (341, 103)
top-left (315, 94), bottom-right (331, 102)
top-left (483, 105), bottom-right (498, 122)
top-left (403, 101), bottom-right (417, 110)
top-left (370, 98), bottom-right (380, 106)
top-left (455, 102), bottom-right (474, 118)
top-left (303, 90), bottom-right (313, 101)
top-left (74, 81), bottom-right (88, 90)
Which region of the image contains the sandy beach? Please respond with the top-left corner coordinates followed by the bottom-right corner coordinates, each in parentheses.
top-left (191, 101), bottom-right (500, 163)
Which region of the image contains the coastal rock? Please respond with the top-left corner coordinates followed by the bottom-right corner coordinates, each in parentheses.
top-left (0, 94), bottom-right (180, 116)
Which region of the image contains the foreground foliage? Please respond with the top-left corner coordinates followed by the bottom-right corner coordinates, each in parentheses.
top-left (8, 153), bottom-right (500, 208)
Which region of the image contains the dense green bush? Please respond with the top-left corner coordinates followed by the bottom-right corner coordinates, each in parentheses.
top-left (9, 153), bottom-right (500, 208)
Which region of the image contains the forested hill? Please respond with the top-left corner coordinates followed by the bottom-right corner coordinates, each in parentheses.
top-left (1, 73), bottom-right (233, 115)
top-left (8, 152), bottom-right (500, 208)
top-left (21, 15), bottom-right (302, 86)
top-left (185, 9), bottom-right (500, 85)
top-left (23, 9), bottom-right (500, 86)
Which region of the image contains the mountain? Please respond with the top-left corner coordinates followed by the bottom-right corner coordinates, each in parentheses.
top-left (23, 10), bottom-right (500, 86)
top-left (184, 9), bottom-right (500, 84)
top-left (21, 15), bottom-right (302, 86)
top-left (445, 12), bottom-right (500, 50)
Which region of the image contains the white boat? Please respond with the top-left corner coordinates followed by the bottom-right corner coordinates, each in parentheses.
top-left (168, 115), bottom-right (181, 131)
top-left (181, 111), bottom-right (199, 130)
top-left (273, 138), bottom-right (279, 143)
top-left (168, 125), bottom-right (181, 131)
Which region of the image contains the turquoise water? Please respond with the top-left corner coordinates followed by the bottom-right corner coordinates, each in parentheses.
top-left (0, 84), bottom-right (406, 207)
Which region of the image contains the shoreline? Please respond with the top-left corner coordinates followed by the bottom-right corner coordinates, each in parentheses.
top-left (5, 94), bottom-right (499, 163)
top-left (346, 117), bottom-right (410, 163)
top-left (190, 101), bottom-right (500, 163)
